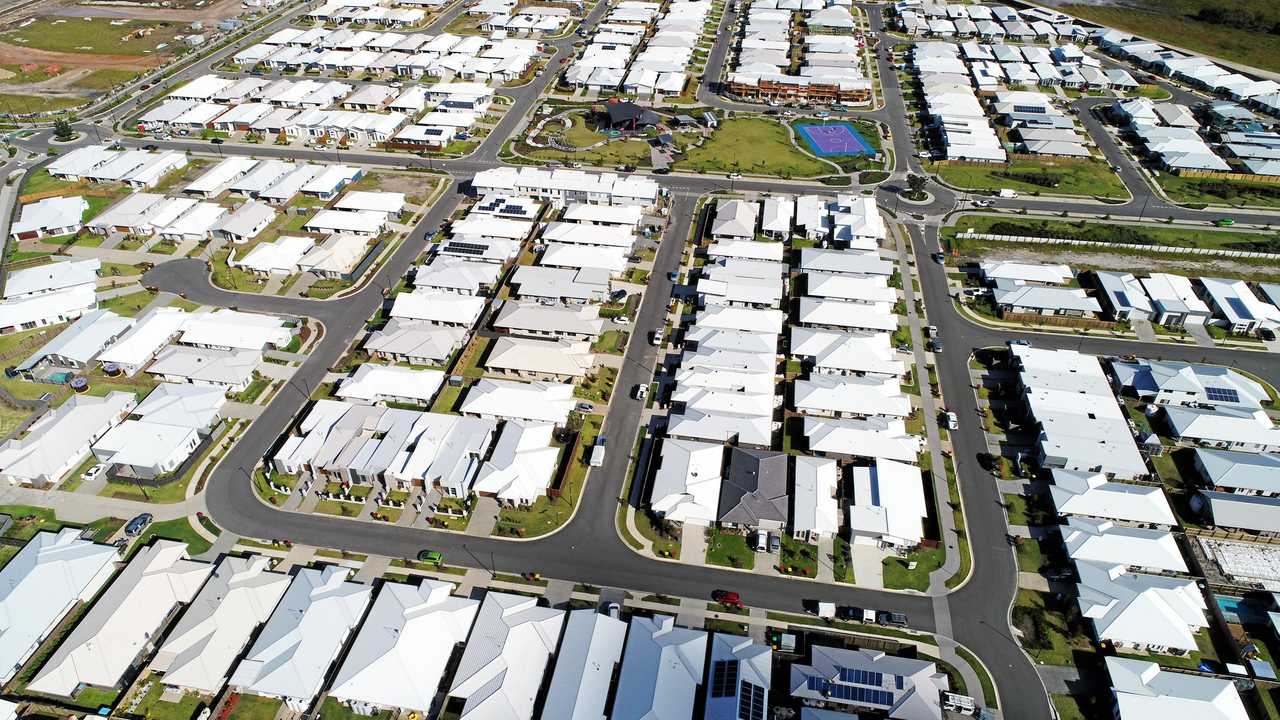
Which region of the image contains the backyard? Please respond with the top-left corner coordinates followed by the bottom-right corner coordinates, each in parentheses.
top-left (675, 118), bottom-right (834, 178)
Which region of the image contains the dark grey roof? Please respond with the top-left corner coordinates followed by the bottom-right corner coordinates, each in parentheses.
top-left (717, 448), bottom-right (788, 526)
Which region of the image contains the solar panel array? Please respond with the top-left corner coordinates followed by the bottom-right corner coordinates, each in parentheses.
top-left (805, 676), bottom-right (895, 707)
top-left (1226, 296), bottom-right (1255, 321)
top-left (711, 660), bottom-right (740, 698)
top-left (1205, 386), bottom-right (1241, 404)
top-left (737, 682), bottom-right (765, 720)
top-left (442, 240), bottom-right (489, 256)
top-left (838, 668), bottom-right (883, 686)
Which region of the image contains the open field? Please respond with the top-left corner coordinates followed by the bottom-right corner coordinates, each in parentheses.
top-left (945, 214), bottom-right (1280, 253)
top-left (675, 118), bottom-right (834, 178)
top-left (1157, 173), bottom-right (1280, 209)
top-left (1, 18), bottom-right (183, 57)
top-left (933, 158), bottom-right (1128, 199)
top-left (1060, 0), bottom-right (1280, 74)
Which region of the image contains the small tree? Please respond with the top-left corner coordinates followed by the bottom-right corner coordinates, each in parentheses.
top-left (53, 118), bottom-right (74, 142)
top-left (906, 173), bottom-right (927, 197)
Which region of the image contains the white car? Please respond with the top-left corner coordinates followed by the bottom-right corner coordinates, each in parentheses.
top-left (82, 464), bottom-right (106, 481)
top-left (972, 199), bottom-right (993, 207)
top-left (613, 315), bottom-right (631, 325)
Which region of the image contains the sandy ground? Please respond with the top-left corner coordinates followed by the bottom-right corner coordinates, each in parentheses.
top-left (0, 41), bottom-right (165, 67)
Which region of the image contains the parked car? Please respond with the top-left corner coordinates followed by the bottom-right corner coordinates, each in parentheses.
top-left (768, 533), bottom-right (780, 553)
top-left (928, 339), bottom-right (943, 353)
top-left (712, 589), bottom-right (743, 608)
top-left (945, 412), bottom-right (958, 431)
top-left (82, 463), bottom-right (106, 481)
top-left (1261, 327), bottom-right (1276, 341)
top-left (605, 601), bottom-right (621, 618)
top-left (1007, 339), bottom-right (1031, 347)
top-left (124, 513), bottom-right (153, 537)
top-left (727, 172), bottom-right (742, 179)
top-left (142, 144), bottom-right (159, 151)
top-left (877, 610), bottom-right (908, 626)
top-left (575, 401), bottom-right (593, 412)
top-left (653, 167), bottom-right (670, 174)
top-left (972, 199), bottom-right (993, 207)
top-left (1216, 218), bottom-right (1235, 227)
top-left (613, 315), bottom-right (630, 325)
top-left (417, 549), bottom-right (443, 565)
top-left (634, 384), bottom-right (649, 400)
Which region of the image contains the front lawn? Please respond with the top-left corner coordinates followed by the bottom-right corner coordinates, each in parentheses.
top-left (134, 517), bottom-right (212, 556)
top-left (676, 118), bottom-right (833, 178)
top-left (881, 545), bottom-right (944, 592)
top-left (590, 329), bottom-right (628, 355)
top-left (635, 510), bottom-right (681, 559)
top-left (779, 534), bottom-right (817, 577)
top-left (494, 414), bottom-right (602, 538)
top-left (99, 289), bottom-right (156, 317)
top-left (934, 158), bottom-right (1128, 199)
top-left (706, 528), bottom-right (755, 570)
top-left (573, 366), bottom-right (617, 403)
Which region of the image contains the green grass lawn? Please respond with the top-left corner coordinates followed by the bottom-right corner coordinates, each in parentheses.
top-left (20, 169), bottom-right (78, 197)
top-left (2, 17), bottom-right (182, 56)
top-left (495, 414), bottom-right (602, 538)
top-left (881, 545), bottom-right (944, 591)
top-left (1158, 172), bottom-right (1280, 209)
top-left (573, 366), bottom-right (617, 402)
top-left (590, 329), bottom-right (628, 355)
top-left (72, 68), bottom-right (140, 91)
top-left (126, 676), bottom-right (205, 720)
top-left (233, 373), bottom-right (271, 404)
top-left (634, 510), bottom-right (681, 559)
top-left (1011, 589), bottom-right (1090, 666)
top-left (934, 158), bottom-right (1128, 199)
top-left (99, 289), bottom-right (157, 317)
top-left (706, 528), bottom-right (755, 570)
top-left (832, 536), bottom-right (854, 583)
top-left (213, 248), bottom-right (268, 292)
top-left (225, 694), bottom-right (282, 720)
top-left (0, 93), bottom-right (83, 114)
top-left (1004, 494), bottom-right (1030, 526)
top-left (676, 118), bottom-right (833, 178)
top-left (0, 503), bottom-right (62, 539)
top-left (317, 698), bottom-right (392, 720)
top-left (1061, 0), bottom-right (1280, 74)
top-left (945, 214), bottom-right (1280, 254)
top-left (779, 534), bottom-right (817, 577)
top-left (1015, 536), bottom-right (1045, 573)
top-left (134, 517), bottom-right (212, 556)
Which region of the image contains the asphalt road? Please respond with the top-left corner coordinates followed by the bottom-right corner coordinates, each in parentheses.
top-left (12, 4), bottom-right (1280, 718)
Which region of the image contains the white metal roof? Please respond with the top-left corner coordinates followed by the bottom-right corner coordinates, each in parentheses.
top-left (849, 458), bottom-right (927, 546)
top-left (542, 609), bottom-right (627, 720)
top-left (329, 580), bottom-right (479, 713)
top-left (1049, 469), bottom-right (1176, 526)
top-left (1106, 657), bottom-right (1247, 720)
top-left (153, 555), bottom-right (290, 694)
top-left (28, 540), bottom-right (212, 696)
top-left (448, 591), bottom-right (565, 720)
top-left (0, 529), bottom-right (118, 685)
top-left (179, 308), bottom-right (291, 350)
top-left (651, 438), bottom-right (724, 525)
top-left (613, 615), bottom-right (707, 720)
top-left (1076, 561), bottom-right (1207, 652)
top-left (336, 364), bottom-right (445, 404)
top-left (229, 566), bottom-right (372, 704)
top-left (1063, 517), bottom-right (1187, 573)
top-left (459, 379), bottom-right (576, 425)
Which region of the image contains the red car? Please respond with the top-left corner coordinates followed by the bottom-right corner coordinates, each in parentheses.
top-left (712, 590), bottom-right (743, 608)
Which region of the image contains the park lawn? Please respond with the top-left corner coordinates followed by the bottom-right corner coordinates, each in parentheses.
top-left (99, 289), bottom-right (157, 317)
top-left (3, 17), bottom-right (182, 56)
top-left (525, 138), bottom-right (652, 168)
top-left (706, 528), bottom-right (755, 570)
top-left (1060, 1), bottom-right (1280, 74)
top-left (0, 93), bottom-right (82, 114)
top-left (127, 676), bottom-right (205, 720)
top-left (676, 118), bottom-right (832, 178)
top-left (134, 517), bottom-right (212, 556)
top-left (881, 545), bottom-right (944, 592)
top-left (935, 158), bottom-right (1128, 198)
top-left (1157, 172), bottom-right (1280, 208)
top-left (72, 68), bottom-right (141, 91)
top-left (226, 694), bottom-right (282, 720)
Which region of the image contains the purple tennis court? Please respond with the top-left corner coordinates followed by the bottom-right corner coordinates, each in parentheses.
top-left (796, 122), bottom-right (874, 157)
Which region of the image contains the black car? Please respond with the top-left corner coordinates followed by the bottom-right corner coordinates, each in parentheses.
top-left (125, 513), bottom-right (153, 537)
top-left (210, 138), bottom-right (224, 144)
top-left (928, 339), bottom-right (943, 352)
top-left (653, 168), bottom-right (670, 174)
top-left (1261, 327), bottom-right (1276, 341)
top-left (877, 611), bottom-right (908, 627)
top-left (143, 144), bottom-right (158, 151)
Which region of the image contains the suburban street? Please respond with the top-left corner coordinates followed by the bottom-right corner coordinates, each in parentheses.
top-left (4, 1), bottom-right (1280, 718)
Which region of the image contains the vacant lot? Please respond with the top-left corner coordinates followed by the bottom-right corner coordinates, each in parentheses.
top-left (676, 118), bottom-right (834, 178)
top-left (1061, 0), bottom-right (1280, 73)
top-left (1, 17), bottom-right (182, 56)
top-left (1158, 173), bottom-right (1280, 209)
top-left (935, 158), bottom-right (1128, 199)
